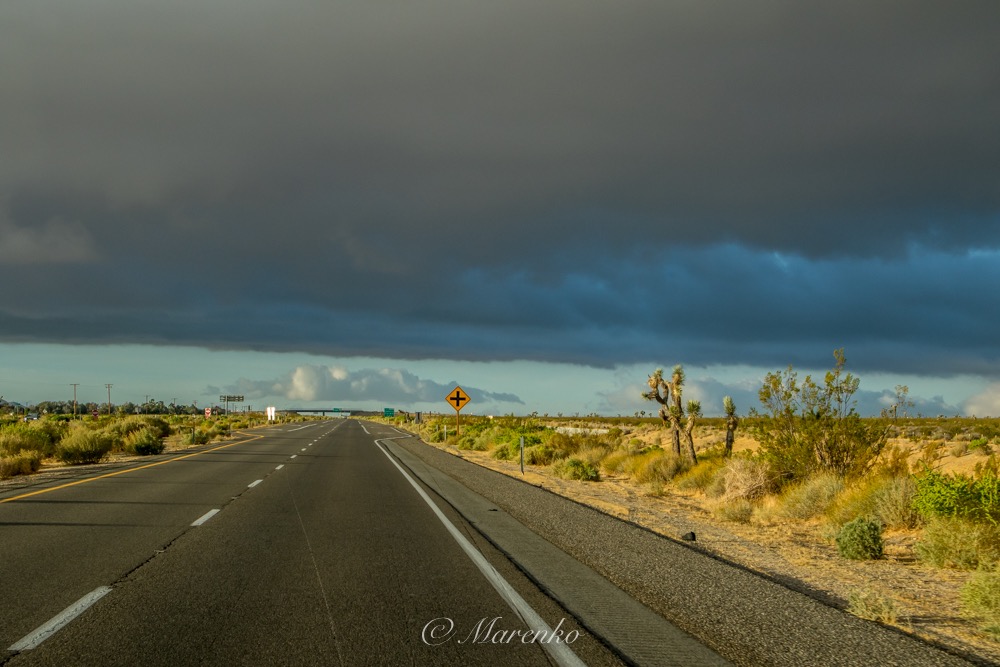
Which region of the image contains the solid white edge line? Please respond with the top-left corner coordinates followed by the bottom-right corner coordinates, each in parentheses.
top-left (9, 586), bottom-right (113, 651)
top-left (374, 438), bottom-right (586, 667)
top-left (191, 509), bottom-right (221, 526)
top-left (248, 479), bottom-right (263, 488)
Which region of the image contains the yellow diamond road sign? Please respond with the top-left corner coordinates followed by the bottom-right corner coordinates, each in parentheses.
top-left (446, 386), bottom-right (470, 412)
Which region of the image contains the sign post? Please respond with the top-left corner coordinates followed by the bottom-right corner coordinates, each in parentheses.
top-left (445, 386), bottom-right (470, 436)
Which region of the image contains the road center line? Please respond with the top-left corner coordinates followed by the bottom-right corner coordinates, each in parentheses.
top-left (374, 438), bottom-right (586, 667)
top-left (248, 479), bottom-right (263, 488)
top-left (275, 464), bottom-right (284, 470)
top-left (191, 509), bottom-right (221, 526)
top-left (8, 586), bottom-right (113, 651)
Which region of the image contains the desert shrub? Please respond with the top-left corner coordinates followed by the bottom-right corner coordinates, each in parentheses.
top-left (553, 458), bottom-right (600, 482)
top-left (836, 517), bottom-right (884, 560)
top-left (826, 480), bottom-right (880, 527)
top-left (912, 468), bottom-right (1000, 525)
top-left (0, 451), bottom-right (43, 479)
top-left (183, 429), bottom-right (211, 446)
top-left (123, 428), bottom-right (166, 456)
top-left (56, 429), bottom-right (114, 464)
top-left (872, 444), bottom-right (911, 478)
top-left (714, 499), bottom-right (755, 524)
top-left (524, 444), bottom-right (556, 465)
top-left (105, 416), bottom-right (148, 442)
top-left (872, 476), bottom-right (921, 529)
top-left (623, 449), bottom-right (689, 485)
top-left (847, 588), bottom-right (898, 624)
top-left (674, 454), bottom-right (727, 493)
top-left (0, 422), bottom-right (62, 458)
top-left (718, 456), bottom-right (775, 502)
top-left (970, 438), bottom-right (993, 456)
top-left (961, 569), bottom-right (1000, 640)
top-left (490, 441), bottom-right (519, 461)
top-left (826, 476), bottom-right (920, 529)
top-left (574, 445), bottom-right (610, 466)
top-left (142, 416), bottom-right (171, 439)
top-left (600, 449), bottom-right (633, 474)
top-left (749, 351), bottom-right (904, 483)
top-left (916, 517), bottom-right (1000, 570)
top-left (776, 473), bottom-right (845, 520)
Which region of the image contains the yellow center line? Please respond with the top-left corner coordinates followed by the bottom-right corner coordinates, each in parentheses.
top-left (0, 432), bottom-right (266, 504)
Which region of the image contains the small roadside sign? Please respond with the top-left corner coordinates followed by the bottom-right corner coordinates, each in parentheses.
top-left (384, 408), bottom-right (395, 418)
top-left (446, 386), bottom-right (470, 412)
top-left (205, 407), bottom-right (212, 418)
top-left (446, 386), bottom-right (471, 436)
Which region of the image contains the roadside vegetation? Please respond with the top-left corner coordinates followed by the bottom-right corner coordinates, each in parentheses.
top-left (0, 413), bottom-right (273, 478)
top-left (398, 349), bottom-right (1000, 642)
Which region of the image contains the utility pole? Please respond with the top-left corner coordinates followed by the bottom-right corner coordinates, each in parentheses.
top-left (106, 384), bottom-right (113, 416)
top-left (71, 384), bottom-right (79, 418)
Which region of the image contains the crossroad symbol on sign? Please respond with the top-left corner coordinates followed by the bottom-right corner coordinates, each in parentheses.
top-left (446, 386), bottom-right (470, 412)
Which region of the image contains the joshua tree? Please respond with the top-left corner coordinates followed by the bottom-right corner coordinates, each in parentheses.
top-left (643, 364), bottom-right (692, 460)
top-left (683, 400), bottom-right (701, 464)
top-left (723, 395), bottom-right (739, 457)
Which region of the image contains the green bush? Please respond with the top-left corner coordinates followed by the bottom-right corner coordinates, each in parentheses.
top-left (524, 444), bottom-right (556, 465)
top-left (912, 468), bottom-right (1000, 524)
top-left (123, 428), bottom-right (166, 456)
top-left (916, 517), bottom-right (1000, 570)
top-left (553, 458), bottom-right (600, 482)
top-left (183, 429), bottom-right (211, 446)
top-left (56, 429), bottom-right (114, 465)
top-left (961, 569), bottom-right (1000, 639)
top-left (836, 517), bottom-right (884, 560)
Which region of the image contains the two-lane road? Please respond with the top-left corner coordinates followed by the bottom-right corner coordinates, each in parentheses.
top-left (0, 420), bottom-right (626, 666)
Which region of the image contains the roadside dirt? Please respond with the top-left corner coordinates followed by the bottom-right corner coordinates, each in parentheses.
top-left (413, 429), bottom-right (1000, 666)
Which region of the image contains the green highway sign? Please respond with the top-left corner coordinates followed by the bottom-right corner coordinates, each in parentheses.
top-left (384, 408), bottom-right (395, 417)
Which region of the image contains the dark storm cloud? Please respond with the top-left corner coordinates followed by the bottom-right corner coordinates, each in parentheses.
top-left (2, 1), bottom-right (999, 379)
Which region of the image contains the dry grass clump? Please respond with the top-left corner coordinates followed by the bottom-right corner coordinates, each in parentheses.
top-left (847, 588), bottom-right (899, 624)
top-left (771, 473), bottom-right (844, 520)
top-left (674, 453), bottom-right (727, 493)
top-left (961, 569), bottom-right (1000, 640)
top-left (916, 517), bottom-right (1000, 570)
top-left (622, 448), bottom-right (690, 485)
top-left (717, 456), bottom-right (774, 502)
top-left (826, 475), bottom-right (920, 529)
top-left (0, 451), bottom-right (43, 479)
top-left (713, 498), bottom-right (755, 524)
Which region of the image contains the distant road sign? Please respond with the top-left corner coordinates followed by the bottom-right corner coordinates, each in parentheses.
top-left (446, 386), bottom-right (470, 412)
top-left (384, 408), bottom-right (395, 417)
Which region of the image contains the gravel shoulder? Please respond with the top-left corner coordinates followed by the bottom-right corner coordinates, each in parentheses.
top-left (391, 431), bottom-right (994, 667)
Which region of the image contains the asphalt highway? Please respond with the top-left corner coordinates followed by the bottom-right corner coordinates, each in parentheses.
top-left (0, 420), bottom-right (634, 666)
